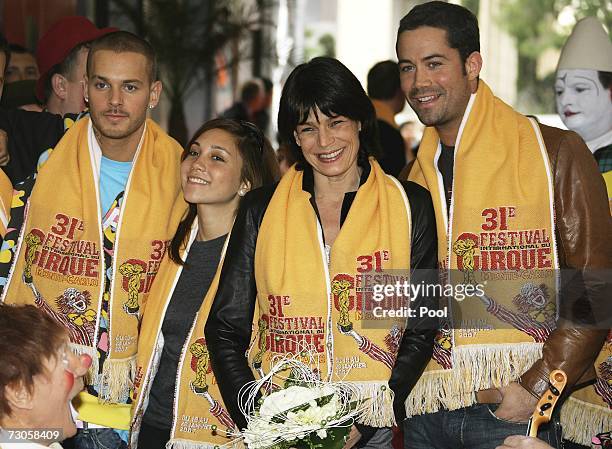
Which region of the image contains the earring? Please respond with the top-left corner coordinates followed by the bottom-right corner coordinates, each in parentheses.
top-left (148, 105), bottom-right (153, 109)
top-left (238, 189), bottom-right (246, 197)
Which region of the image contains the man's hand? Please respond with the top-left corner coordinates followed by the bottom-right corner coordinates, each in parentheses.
top-left (0, 130), bottom-right (9, 166)
top-left (496, 435), bottom-right (553, 449)
top-left (494, 382), bottom-right (537, 422)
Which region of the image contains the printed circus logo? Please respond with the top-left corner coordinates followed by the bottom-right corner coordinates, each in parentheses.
top-left (118, 240), bottom-right (169, 316)
top-left (334, 250), bottom-right (407, 322)
top-left (25, 214), bottom-right (100, 287)
top-left (453, 207), bottom-right (552, 280)
top-left (260, 295), bottom-right (326, 355)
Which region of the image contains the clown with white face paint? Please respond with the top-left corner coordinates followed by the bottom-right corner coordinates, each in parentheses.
top-left (554, 17), bottom-right (612, 445)
top-left (556, 17), bottom-right (612, 177)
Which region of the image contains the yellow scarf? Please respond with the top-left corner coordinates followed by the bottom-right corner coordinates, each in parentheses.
top-left (408, 81), bottom-right (558, 414)
top-left (252, 159), bottom-right (411, 427)
top-left (1, 117), bottom-right (187, 403)
top-left (131, 225), bottom-right (241, 449)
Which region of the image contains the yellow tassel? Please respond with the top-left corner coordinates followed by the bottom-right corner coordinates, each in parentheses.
top-left (405, 343), bottom-right (543, 416)
top-left (98, 355), bottom-right (136, 403)
top-left (560, 396), bottom-right (612, 446)
top-left (350, 381), bottom-right (395, 427)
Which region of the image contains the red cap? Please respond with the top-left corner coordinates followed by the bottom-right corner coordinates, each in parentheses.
top-left (35, 16), bottom-right (117, 102)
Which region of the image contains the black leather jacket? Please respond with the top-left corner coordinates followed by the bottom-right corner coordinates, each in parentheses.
top-left (205, 164), bottom-right (438, 432)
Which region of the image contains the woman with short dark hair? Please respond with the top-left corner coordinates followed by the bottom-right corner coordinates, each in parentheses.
top-left (206, 57), bottom-right (438, 448)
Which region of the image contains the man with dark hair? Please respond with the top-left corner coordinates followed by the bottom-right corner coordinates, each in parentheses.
top-left (367, 60), bottom-right (406, 176)
top-left (221, 79), bottom-right (264, 122)
top-left (0, 304), bottom-right (92, 449)
top-left (393, 2), bottom-right (611, 448)
top-left (254, 77), bottom-right (273, 135)
top-left (5, 44), bottom-right (39, 83)
top-left (1, 30), bottom-right (186, 449)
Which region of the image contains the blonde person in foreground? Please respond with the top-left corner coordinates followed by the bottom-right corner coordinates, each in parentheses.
top-left (130, 118), bottom-right (278, 449)
top-left (0, 31), bottom-right (187, 449)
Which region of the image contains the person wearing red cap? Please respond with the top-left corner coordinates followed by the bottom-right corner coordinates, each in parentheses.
top-left (36, 16), bottom-right (116, 117)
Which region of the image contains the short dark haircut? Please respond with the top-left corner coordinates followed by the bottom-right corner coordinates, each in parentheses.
top-left (169, 118), bottom-right (279, 265)
top-left (0, 33), bottom-right (10, 70)
top-left (0, 305), bottom-right (66, 419)
top-left (367, 60), bottom-right (400, 100)
top-left (43, 42), bottom-right (89, 103)
top-left (8, 44), bottom-right (31, 55)
top-left (261, 77), bottom-right (273, 93)
top-left (397, 1), bottom-right (480, 65)
top-left (87, 31), bottom-right (157, 83)
top-left (241, 80), bottom-right (262, 103)
top-left (278, 56), bottom-right (380, 170)
top-left (599, 71), bottom-right (612, 91)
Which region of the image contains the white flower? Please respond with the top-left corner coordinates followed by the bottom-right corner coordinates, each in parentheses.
top-left (246, 384), bottom-right (342, 447)
top-left (316, 429), bottom-right (328, 439)
top-left (259, 385), bottom-right (336, 418)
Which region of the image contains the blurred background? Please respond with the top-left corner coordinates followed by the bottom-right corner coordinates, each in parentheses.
top-left (1, 0), bottom-right (610, 146)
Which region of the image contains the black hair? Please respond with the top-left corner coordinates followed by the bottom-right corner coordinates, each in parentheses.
top-left (278, 56), bottom-right (380, 170)
top-left (367, 60), bottom-right (400, 100)
top-left (43, 41), bottom-right (89, 103)
top-left (87, 31), bottom-right (157, 83)
top-left (169, 118), bottom-right (279, 265)
top-left (599, 71), bottom-right (612, 91)
top-left (8, 44), bottom-right (31, 55)
top-left (397, 1), bottom-right (480, 65)
top-left (240, 80), bottom-right (262, 104)
top-left (0, 33), bottom-right (10, 71)
top-left (260, 77), bottom-right (273, 93)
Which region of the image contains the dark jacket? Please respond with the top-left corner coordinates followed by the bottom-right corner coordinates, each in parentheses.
top-left (205, 163), bottom-right (438, 431)
top-left (0, 108), bottom-right (64, 184)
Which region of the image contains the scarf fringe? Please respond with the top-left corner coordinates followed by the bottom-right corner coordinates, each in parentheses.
top-left (405, 343), bottom-right (543, 416)
top-left (69, 343), bottom-right (97, 385)
top-left (166, 438), bottom-right (244, 449)
top-left (560, 396), bottom-right (612, 446)
top-left (97, 355), bottom-right (136, 403)
top-left (350, 381), bottom-right (395, 427)
top-left (453, 342), bottom-right (543, 392)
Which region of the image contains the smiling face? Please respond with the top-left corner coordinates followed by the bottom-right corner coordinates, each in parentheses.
top-left (86, 50), bottom-right (161, 155)
top-left (293, 107), bottom-right (361, 180)
top-left (397, 26), bottom-right (481, 145)
top-left (28, 340), bottom-right (91, 441)
top-left (555, 69), bottom-right (612, 142)
top-left (181, 128), bottom-right (248, 209)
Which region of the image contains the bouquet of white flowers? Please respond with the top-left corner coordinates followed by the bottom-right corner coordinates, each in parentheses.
top-left (239, 357), bottom-right (368, 449)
